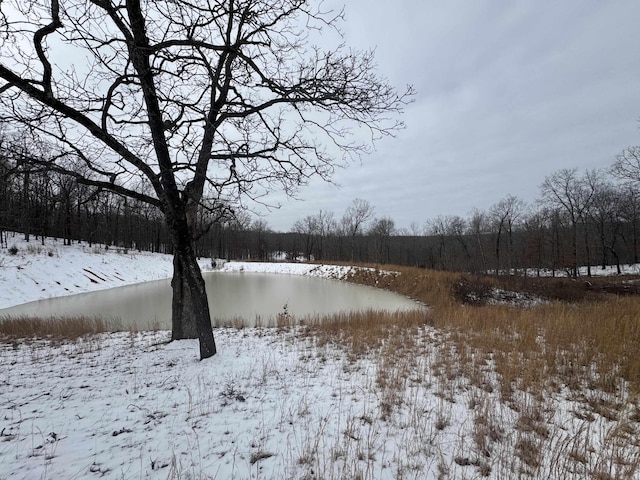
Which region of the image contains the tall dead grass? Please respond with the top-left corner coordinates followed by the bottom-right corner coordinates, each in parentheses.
top-left (341, 266), bottom-right (640, 398)
top-left (305, 265), bottom-right (640, 478)
top-left (0, 315), bottom-right (124, 340)
top-left (302, 309), bottom-right (429, 355)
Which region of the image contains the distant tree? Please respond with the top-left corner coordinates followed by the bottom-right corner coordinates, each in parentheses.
top-left (342, 198), bottom-right (374, 261)
top-left (225, 211), bottom-right (253, 260)
top-left (521, 207), bottom-right (552, 276)
top-left (1, 136), bottom-right (49, 243)
top-left (52, 169), bottom-right (83, 246)
top-left (588, 180), bottom-right (623, 273)
top-left (314, 210), bottom-right (337, 261)
top-left (292, 214), bottom-right (319, 261)
top-left (392, 221), bottom-right (423, 266)
top-left (0, 135), bottom-right (13, 247)
top-left (0, 0), bottom-right (411, 358)
top-left (292, 209), bottom-right (336, 261)
top-left (611, 146), bottom-right (640, 183)
top-left (611, 145), bottom-right (640, 264)
top-left (540, 169), bottom-right (597, 277)
top-left (250, 219), bottom-right (271, 261)
top-left (368, 216), bottom-right (395, 263)
top-left (426, 215), bottom-right (462, 270)
top-left (467, 208), bottom-right (488, 272)
top-left (489, 195), bottom-right (526, 275)
top-left (618, 185), bottom-right (640, 264)
top-left (407, 222), bottom-right (422, 237)
top-left (425, 216), bottom-right (446, 270)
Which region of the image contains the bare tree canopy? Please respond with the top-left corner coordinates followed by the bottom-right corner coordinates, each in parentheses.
top-left (0, 0), bottom-right (412, 358)
top-left (489, 194), bottom-right (526, 275)
top-left (341, 197), bottom-right (373, 261)
top-left (540, 168), bottom-right (599, 277)
top-left (342, 198), bottom-right (374, 237)
top-left (612, 146), bottom-right (640, 184)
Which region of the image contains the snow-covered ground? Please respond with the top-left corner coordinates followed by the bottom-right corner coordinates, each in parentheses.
top-left (3, 324), bottom-right (636, 479)
top-left (516, 264), bottom-right (640, 277)
top-left (1, 233), bottom-right (639, 479)
top-left (0, 331), bottom-right (493, 479)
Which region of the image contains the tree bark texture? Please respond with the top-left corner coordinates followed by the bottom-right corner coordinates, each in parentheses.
top-left (169, 218), bottom-right (216, 358)
top-left (171, 253), bottom-right (198, 340)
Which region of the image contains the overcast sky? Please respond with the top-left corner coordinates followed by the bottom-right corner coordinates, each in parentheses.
top-left (257, 0), bottom-right (640, 232)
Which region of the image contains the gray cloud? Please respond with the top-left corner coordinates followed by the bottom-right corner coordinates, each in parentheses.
top-left (259, 1), bottom-right (640, 231)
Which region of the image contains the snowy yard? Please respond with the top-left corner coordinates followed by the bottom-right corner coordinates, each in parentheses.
top-left (3, 325), bottom-right (638, 479)
top-left (1, 234), bottom-right (639, 479)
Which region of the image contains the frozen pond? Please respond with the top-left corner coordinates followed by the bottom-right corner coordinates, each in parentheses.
top-left (0, 272), bottom-right (423, 329)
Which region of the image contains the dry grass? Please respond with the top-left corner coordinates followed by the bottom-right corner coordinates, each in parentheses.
top-left (0, 315), bottom-right (125, 341)
top-left (302, 309), bottom-right (429, 355)
top-left (303, 264), bottom-right (640, 477)
top-left (340, 265), bottom-right (640, 397)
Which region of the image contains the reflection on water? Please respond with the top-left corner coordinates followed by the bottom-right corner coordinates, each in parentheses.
top-left (0, 272), bottom-right (423, 329)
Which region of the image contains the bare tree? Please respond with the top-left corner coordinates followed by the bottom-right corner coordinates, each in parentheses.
top-left (293, 209), bottom-right (336, 261)
top-left (0, 0), bottom-right (411, 358)
top-left (618, 185), bottom-right (640, 264)
top-left (368, 216), bottom-right (395, 264)
top-left (540, 169), bottom-right (597, 278)
top-left (250, 218), bottom-right (270, 261)
top-left (521, 206), bottom-right (553, 276)
top-left (341, 198), bottom-right (374, 261)
top-left (588, 180), bottom-right (623, 273)
top-left (611, 145), bottom-right (640, 264)
top-left (314, 210), bottom-right (336, 261)
top-left (467, 208), bottom-right (488, 272)
top-left (489, 195), bottom-right (526, 275)
top-left (426, 215), bottom-right (465, 270)
top-left (292, 214), bottom-right (318, 261)
top-left (611, 146), bottom-right (640, 183)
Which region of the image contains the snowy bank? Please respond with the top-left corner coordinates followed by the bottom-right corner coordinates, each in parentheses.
top-left (0, 234), bottom-right (353, 309)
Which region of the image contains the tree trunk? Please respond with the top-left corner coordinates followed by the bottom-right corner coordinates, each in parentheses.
top-left (633, 217), bottom-right (639, 264)
top-left (571, 220), bottom-right (578, 278)
top-left (22, 170), bottom-right (30, 242)
top-left (475, 232), bottom-right (486, 273)
top-left (495, 228), bottom-right (502, 276)
top-left (599, 227), bottom-right (607, 270)
top-left (168, 203), bottom-right (216, 359)
top-left (171, 231), bottom-right (216, 359)
top-left (171, 253), bottom-right (198, 340)
top-left (582, 219), bottom-right (592, 277)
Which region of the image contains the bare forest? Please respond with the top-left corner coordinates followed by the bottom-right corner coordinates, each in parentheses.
top-left (3, 144), bottom-right (640, 277)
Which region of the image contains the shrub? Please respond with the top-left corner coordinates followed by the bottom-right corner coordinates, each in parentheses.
top-left (8, 245), bottom-right (18, 255)
top-left (451, 276), bottom-right (494, 306)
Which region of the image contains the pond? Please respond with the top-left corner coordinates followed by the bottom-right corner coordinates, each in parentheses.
top-left (0, 272), bottom-right (423, 329)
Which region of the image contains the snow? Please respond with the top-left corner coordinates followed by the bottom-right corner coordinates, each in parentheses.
top-left (511, 264), bottom-right (640, 277)
top-left (217, 260), bottom-right (354, 280)
top-left (3, 328), bottom-right (636, 479)
top-left (0, 237), bottom-right (176, 310)
top-left (1, 234), bottom-right (639, 479)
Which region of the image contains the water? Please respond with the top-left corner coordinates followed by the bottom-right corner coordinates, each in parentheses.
top-left (0, 272), bottom-right (423, 329)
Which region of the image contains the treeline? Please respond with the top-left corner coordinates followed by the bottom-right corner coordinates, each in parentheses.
top-left (275, 165), bottom-right (640, 277)
top-left (0, 159), bottom-right (171, 253)
top-left (3, 138), bottom-right (640, 277)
